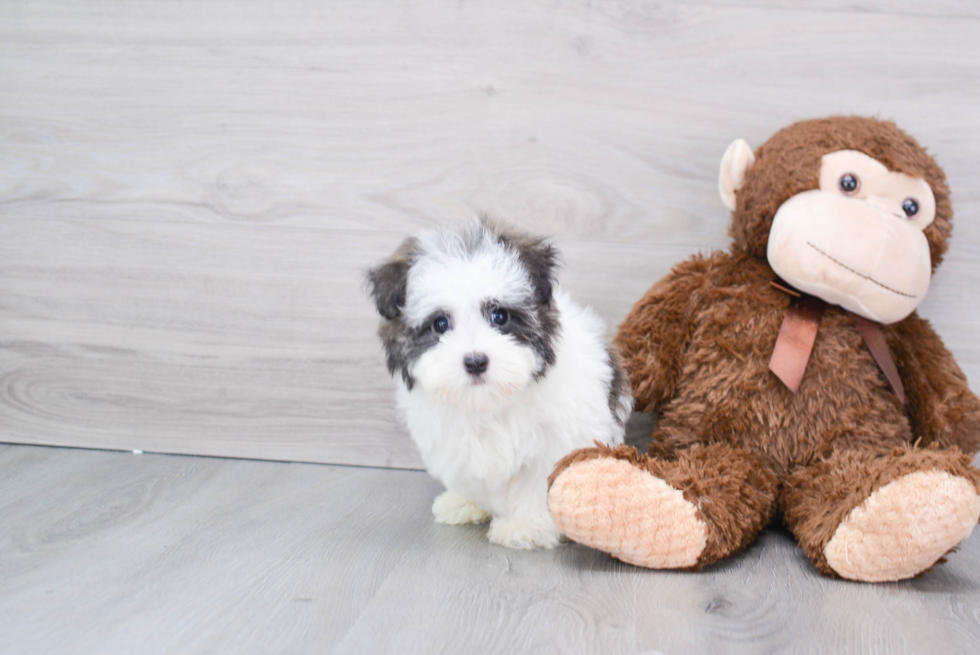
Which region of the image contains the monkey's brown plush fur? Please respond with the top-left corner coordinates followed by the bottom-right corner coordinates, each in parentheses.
top-left (547, 117), bottom-right (980, 581)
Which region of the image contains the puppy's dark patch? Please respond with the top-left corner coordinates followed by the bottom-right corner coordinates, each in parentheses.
top-left (481, 300), bottom-right (560, 376)
top-left (369, 238), bottom-right (424, 388)
top-left (606, 346), bottom-right (632, 425)
top-left (531, 298), bottom-right (560, 377)
top-left (480, 216), bottom-right (561, 376)
top-left (378, 311), bottom-right (448, 390)
top-left (367, 238), bottom-right (419, 320)
top-left (403, 313), bottom-right (448, 384)
top-left (492, 222), bottom-right (560, 306)
top-left (377, 319), bottom-right (410, 387)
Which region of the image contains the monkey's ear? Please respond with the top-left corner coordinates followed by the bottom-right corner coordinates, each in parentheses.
top-left (718, 138), bottom-right (756, 211)
top-left (367, 238), bottom-right (418, 320)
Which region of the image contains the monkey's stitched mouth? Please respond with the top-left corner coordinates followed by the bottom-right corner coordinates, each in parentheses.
top-left (806, 241), bottom-right (916, 299)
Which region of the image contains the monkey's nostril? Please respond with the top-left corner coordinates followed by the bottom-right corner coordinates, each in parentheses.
top-left (463, 353), bottom-right (489, 375)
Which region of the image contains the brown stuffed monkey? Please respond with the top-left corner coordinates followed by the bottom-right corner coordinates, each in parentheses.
top-left (547, 116), bottom-right (980, 582)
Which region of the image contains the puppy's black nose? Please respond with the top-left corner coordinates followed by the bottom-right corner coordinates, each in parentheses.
top-left (463, 353), bottom-right (489, 375)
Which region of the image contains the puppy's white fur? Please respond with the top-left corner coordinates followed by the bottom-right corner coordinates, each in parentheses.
top-left (370, 219), bottom-right (631, 549)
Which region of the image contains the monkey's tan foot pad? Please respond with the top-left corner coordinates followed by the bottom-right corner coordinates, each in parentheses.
top-left (548, 456), bottom-right (707, 568)
top-left (825, 470), bottom-right (980, 582)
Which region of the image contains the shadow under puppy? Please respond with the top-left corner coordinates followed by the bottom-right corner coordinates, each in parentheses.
top-left (368, 218), bottom-right (632, 549)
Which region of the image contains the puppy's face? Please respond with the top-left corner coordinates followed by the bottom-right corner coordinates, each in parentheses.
top-left (368, 220), bottom-right (559, 411)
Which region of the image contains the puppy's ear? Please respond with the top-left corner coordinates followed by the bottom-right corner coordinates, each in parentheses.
top-left (517, 237), bottom-right (558, 306)
top-left (367, 238), bottom-right (418, 320)
top-left (489, 218), bottom-right (559, 306)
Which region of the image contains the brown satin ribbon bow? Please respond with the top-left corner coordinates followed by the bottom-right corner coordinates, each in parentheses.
top-left (768, 280), bottom-right (905, 403)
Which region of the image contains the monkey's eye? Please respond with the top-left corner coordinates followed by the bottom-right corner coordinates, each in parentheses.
top-left (490, 307), bottom-right (509, 327)
top-left (432, 315), bottom-right (451, 334)
top-left (902, 198), bottom-right (919, 217)
top-left (838, 173), bottom-right (860, 195)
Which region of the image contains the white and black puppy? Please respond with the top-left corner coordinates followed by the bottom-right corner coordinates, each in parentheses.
top-left (367, 218), bottom-right (631, 549)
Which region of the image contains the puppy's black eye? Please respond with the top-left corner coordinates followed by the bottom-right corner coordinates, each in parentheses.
top-left (839, 174), bottom-right (860, 194)
top-left (902, 198), bottom-right (919, 217)
top-left (432, 315), bottom-right (451, 334)
top-left (490, 307), bottom-right (509, 327)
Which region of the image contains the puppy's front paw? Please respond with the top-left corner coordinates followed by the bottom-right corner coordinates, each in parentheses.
top-left (432, 490), bottom-right (491, 525)
top-left (487, 515), bottom-right (561, 550)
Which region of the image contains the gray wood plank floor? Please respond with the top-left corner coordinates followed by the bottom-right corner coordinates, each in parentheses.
top-left (3, 1), bottom-right (980, 466)
top-left (3, 442), bottom-right (980, 655)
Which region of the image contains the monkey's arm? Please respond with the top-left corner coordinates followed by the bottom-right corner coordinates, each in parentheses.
top-left (889, 313), bottom-right (980, 455)
top-left (614, 254), bottom-right (715, 414)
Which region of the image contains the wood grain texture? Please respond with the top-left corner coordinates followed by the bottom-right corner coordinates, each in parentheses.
top-left (2, 443), bottom-right (980, 655)
top-left (2, 0), bottom-right (980, 466)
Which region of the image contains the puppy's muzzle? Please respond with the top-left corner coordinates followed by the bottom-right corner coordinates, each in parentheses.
top-left (463, 353), bottom-right (490, 376)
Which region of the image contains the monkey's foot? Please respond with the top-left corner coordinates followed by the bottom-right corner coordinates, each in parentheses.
top-left (825, 470), bottom-right (980, 582)
top-left (548, 456), bottom-right (707, 568)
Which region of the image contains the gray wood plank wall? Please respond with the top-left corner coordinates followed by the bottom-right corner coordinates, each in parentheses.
top-left (3, 1), bottom-right (980, 468)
